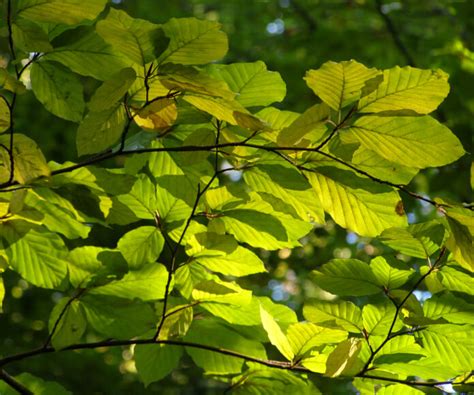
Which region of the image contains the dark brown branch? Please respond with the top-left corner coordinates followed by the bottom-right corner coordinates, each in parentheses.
top-left (359, 247), bottom-right (446, 374)
top-left (0, 337), bottom-right (454, 389)
top-left (153, 121), bottom-right (223, 341)
top-left (43, 288), bottom-right (87, 349)
top-left (0, 369), bottom-right (34, 395)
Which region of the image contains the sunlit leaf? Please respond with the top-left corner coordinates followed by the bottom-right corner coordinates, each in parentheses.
top-left (305, 60), bottom-right (381, 111)
top-left (312, 259), bottom-right (381, 296)
top-left (135, 344), bottom-right (182, 386)
top-left (358, 66), bottom-right (450, 114)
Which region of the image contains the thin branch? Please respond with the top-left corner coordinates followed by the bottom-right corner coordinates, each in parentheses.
top-left (153, 121), bottom-right (223, 341)
top-left (357, 373), bottom-right (453, 388)
top-left (359, 247), bottom-right (446, 374)
top-left (43, 288), bottom-right (87, 349)
top-left (0, 336), bottom-right (454, 389)
top-left (375, 0), bottom-right (415, 66)
top-left (0, 369), bottom-right (34, 395)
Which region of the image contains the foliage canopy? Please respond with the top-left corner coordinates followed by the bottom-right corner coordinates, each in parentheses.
top-left (0, 1), bottom-right (472, 394)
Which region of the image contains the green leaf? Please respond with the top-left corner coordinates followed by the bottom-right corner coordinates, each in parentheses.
top-left (379, 221), bottom-right (445, 258)
top-left (438, 266), bottom-right (474, 295)
top-left (30, 61), bottom-right (85, 122)
top-left (87, 68), bottom-right (136, 111)
top-left (159, 18), bottom-right (228, 65)
top-left (184, 319), bottom-right (266, 375)
top-left (117, 226), bottom-right (164, 270)
top-left (277, 103), bottom-right (330, 146)
top-left (187, 232), bottom-right (266, 277)
top-left (11, 19), bottom-right (52, 52)
top-left (0, 372), bottom-right (71, 395)
top-left (362, 301), bottom-right (403, 337)
top-left (346, 115), bottom-right (464, 168)
top-left (305, 60), bottom-right (381, 111)
top-left (221, 200), bottom-right (313, 250)
top-left (201, 295), bottom-right (297, 327)
top-left (445, 205), bottom-right (474, 271)
top-left (135, 344), bottom-right (182, 386)
top-left (43, 29), bottom-right (129, 81)
top-left (67, 246), bottom-right (127, 288)
top-left (76, 104), bottom-right (126, 156)
top-left (370, 256), bottom-right (415, 290)
top-left (0, 69), bottom-right (26, 94)
top-left (358, 66), bottom-right (450, 114)
top-left (286, 322), bottom-right (347, 357)
top-left (81, 295), bottom-right (155, 338)
top-left (423, 293), bottom-right (474, 324)
top-left (24, 189), bottom-right (90, 239)
top-left (183, 94), bottom-right (247, 125)
top-left (90, 262), bottom-right (169, 301)
top-left (192, 279), bottom-right (252, 305)
top-left (0, 134), bottom-right (50, 184)
top-left (230, 368), bottom-right (321, 395)
top-left (48, 298), bottom-right (87, 349)
top-left (375, 357), bottom-right (459, 381)
top-left (325, 338), bottom-right (362, 377)
top-left (312, 259), bottom-right (381, 296)
top-left (157, 304), bottom-right (193, 340)
top-left (1, 220), bottom-right (68, 289)
top-left (304, 166), bottom-right (406, 237)
top-left (16, 0), bottom-right (107, 25)
top-left (260, 305), bottom-right (294, 360)
top-left (244, 164), bottom-right (324, 222)
top-left (376, 385), bottom-right (424, 395)
top-left (207, 61), bottom-right (286, 107)
top-left (303, 300), bottom-right (362, 333)
top-left (96, 8), bottom-right (168, 65)
top-left (0, 96), bottom-right (10, 133)
top-left (417, 329), bottom-right (473, 373)
top-left (374, 335), bottom-right (427, 364)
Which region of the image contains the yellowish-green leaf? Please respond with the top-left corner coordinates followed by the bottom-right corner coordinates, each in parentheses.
top-left (438, 266), bottom-right (474, 295)
top-left (16, 0), bottom-right (107, 25)
top-left (358, 66), bottom-right (450, 114)
top-left (133, 99), bottom-right (178, 132)
top-left (1, 220), bottom-right (68, 289)
top-left (260, 305), bottom-right (294, 360)
top-left (0, 96), bottom-right (10, 133)
top-left (0, 134), bottom-right (50, 184)
top-left (303, 300), bottom-right (363, 333)
top-left (313, 259), bottom-right (381, 296)
top-left (305, 60), bottom-right (381, 111)
top-left (207, 61), bottom-right (286, 107)
top-left (277, 103), bottom-right (330, 146)
top-left (325, 338), bottom-right (362, 377)
top-left (90, 263), bottom-right (169, 301)
top-left (362, 301), bottom-right (403, 337)
top-left (117, 226), bottom-right (164, 269)
top-left (424, 293), bottom-right (474, 324)
top-left (347, 115), bottom-right (464, 168)
top-left (304, 167), bottom-right (406, 237)
top-left (370, 256), bottom-right (415, 290)
top-left (287, 322), bottom-right (347, 357)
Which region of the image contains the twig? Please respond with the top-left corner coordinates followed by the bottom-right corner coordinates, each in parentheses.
top-left (43, 288), bottom-right (87, 349)
top-left (0, 369), bottom-right (34, 395)
top-left (359, 247), bottom-right (446, 374)
top-left (375, 0), bottom-right (415, 66)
